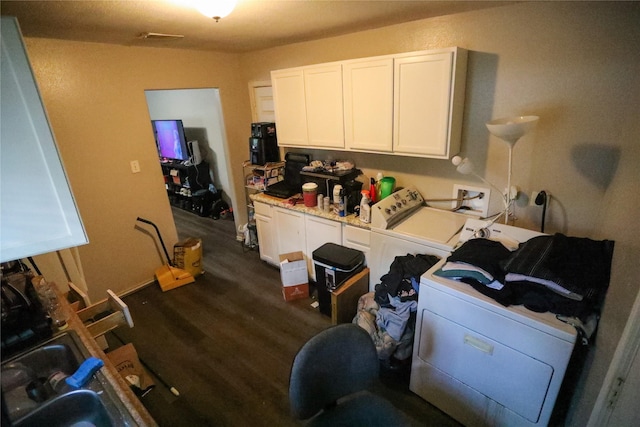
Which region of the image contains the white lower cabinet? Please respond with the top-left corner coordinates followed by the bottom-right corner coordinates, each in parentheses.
top-left (342, 224), bottom-right (370, 268)
top-left (273, 207), bottom-right (306, 255)
top-left (305, 215), bottom-right (343, 281)
top-left (254, 202), bottom-right (278, 265)
top-left (253, 204), bottom-right (372, 286)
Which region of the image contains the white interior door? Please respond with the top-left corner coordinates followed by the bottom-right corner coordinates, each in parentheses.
top-left (251, 84), bottom-right (275, 123)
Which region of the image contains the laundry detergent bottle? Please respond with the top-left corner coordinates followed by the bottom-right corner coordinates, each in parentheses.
top-left (359, 190), bottom-right (371, 224)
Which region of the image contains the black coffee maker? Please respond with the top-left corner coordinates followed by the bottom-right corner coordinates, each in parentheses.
top-left (343, 179), bottom-right (363, 214)
top-left (249, 122), bottom-right (280, 165)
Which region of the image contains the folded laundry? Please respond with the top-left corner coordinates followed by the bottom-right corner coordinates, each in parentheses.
top-left (447, 238), bottom-right (512, 280)
top-left (505, 272), bottom-right (582, 300)
top-left (500, 233), bottom-right (614, 301)
top-left (436, 233), bottom-right (614, 322)
top-left (438, 261), bottom-right (495, 284)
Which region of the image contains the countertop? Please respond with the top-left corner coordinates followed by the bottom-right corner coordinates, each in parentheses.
top-left (250, 192), bottom-right (371, 230)
top-left (61, 297), bottom-right (158, 426)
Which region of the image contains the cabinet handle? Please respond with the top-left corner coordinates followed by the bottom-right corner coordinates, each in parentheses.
top-left (463, 334), bottom-right (494, 355)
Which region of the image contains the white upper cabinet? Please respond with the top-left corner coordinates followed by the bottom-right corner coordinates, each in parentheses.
top-left (393, 49), bottom-right (466, 158)
top-left (1, 17), bottom-right (87, 262)
top-left (271, 47), bottom-right (467, 159)
top-left (271, 64), bottom-right (344, 148)
top-left (271, 68), bottom-right (308, 146)
top-left (304, 64), bottom-right (344, 148)
top-left (343, 57), bottom-right (394, 152)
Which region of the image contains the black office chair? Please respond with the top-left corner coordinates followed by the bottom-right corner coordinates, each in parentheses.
top-left (289, 323), bottom-right (413, 426)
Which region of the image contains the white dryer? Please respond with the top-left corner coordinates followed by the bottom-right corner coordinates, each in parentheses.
top-left (410, 219), bottom-right (578, 426)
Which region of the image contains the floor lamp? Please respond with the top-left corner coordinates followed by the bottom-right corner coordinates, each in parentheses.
top-left (485, 115), bottom-right (539, 223)
top-left (453, 115), bottom-right (539, 224)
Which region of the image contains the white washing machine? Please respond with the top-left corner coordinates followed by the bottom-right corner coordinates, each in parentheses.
top-left (368, 186), bottom-right (471, 290)
top-left (410, 219), bottom-right (578, 426)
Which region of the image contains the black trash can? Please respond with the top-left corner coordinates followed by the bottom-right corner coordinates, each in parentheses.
top-left (312, 243), bottom-right (364, 316)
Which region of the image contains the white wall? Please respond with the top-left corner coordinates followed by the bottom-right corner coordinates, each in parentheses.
top-left (145, 88), bottom-right (233, 206)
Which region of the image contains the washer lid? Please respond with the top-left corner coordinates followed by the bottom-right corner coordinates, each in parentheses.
top-left (391, 207), bottom-right (468, 247)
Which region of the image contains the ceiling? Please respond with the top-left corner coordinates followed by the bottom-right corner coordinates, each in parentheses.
top-left (1, 0), bottom-right (510, 53)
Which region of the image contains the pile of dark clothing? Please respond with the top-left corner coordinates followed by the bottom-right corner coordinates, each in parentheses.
top-left (434, 234), bottom-right (615, 341)
top-left (354, 254), bottom-right (439, 362)
top-left (375, 253), bottom-right (440, 306)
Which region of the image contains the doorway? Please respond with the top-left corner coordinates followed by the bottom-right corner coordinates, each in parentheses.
top-left (145, 88), bottom-right (235, 218)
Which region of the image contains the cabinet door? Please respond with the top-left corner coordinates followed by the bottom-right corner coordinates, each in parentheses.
top-left (342, 224), bottom-right (370, 274)
top-left (1, 17), bottom-right (87, 262)
top-left (305, 64), bottom-right (344, 148)
top-left (254, 202), bottom-right (278, 265)
top-left (274, 207), bottom-right (306, 255)
top-left (305, 215), bottom-right (342, 281)
top-left (393, 51), bottom-right (454, 157)
top-left (343, 58), bottom-right (393, 152)
top-left (271, 68), bottom-right (308, 146)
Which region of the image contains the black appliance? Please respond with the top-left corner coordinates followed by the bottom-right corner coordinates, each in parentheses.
top-left (312, 243), bottom-right (365, 316)
top-left (1, 264), bottom-right (52, 358)
top-left (191, 189), bottom-right (222, 217)
top-left (264, 152), bottom-right (310, 199)
top-left (343, 179), bottom-right (364, 214)
top-left (251, 122), bottom-right (276, 138)
top-left (299, 169), bottom-right (363, 213)
top-left (249, 137), bottom-right (279, 166)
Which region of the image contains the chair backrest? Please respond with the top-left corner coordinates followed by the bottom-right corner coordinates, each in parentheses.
top-left (289, 324), bottom-right (380, 420)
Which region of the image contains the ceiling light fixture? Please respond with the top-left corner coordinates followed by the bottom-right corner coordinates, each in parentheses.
top-left (192, 0), bottom-right (237, 22)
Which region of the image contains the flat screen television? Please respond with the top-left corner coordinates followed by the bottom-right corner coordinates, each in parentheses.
top-left (152, 119), bottom-right (189, 161)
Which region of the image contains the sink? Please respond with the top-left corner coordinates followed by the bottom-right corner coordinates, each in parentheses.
top-left (14, 389), bottom-right (112, 427)
top-left (1, 331), bottom-right (135, 426)
top-left (2, 333), bottom-right (82, 383)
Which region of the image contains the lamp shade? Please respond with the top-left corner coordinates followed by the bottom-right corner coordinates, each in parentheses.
top-left (486, 116), bottom-right (539, 146)
top-left (452, 156), bottom-right (475, 175)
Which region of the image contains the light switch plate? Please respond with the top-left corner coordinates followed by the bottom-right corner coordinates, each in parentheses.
top-left (130, 160), bottom-right (141, 173)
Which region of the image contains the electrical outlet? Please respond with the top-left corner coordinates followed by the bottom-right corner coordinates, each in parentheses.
top-left (130, 160), bottom-right (141, 173)
top-left (452, 184), bottom-right (490, 217)
top-left (530, 190), bottom-right (550, 207)
top-left (530, 191), bottom-right (540, 206)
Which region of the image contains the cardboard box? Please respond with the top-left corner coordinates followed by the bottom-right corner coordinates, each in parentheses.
top-left (174, 237), bottom-right (202, 277)
top-left (282, 283), bottom-right (309, 302)
top-left (279, 251), bottom-right (308, 287)
top-left (279, 251), bottom-right (309, 301)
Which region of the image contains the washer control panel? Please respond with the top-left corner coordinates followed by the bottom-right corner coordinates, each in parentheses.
top-left (371, 186), bottom-right (424, 229)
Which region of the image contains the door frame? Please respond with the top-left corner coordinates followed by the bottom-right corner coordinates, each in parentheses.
top-left (588, 288), bottom-right (640, 425)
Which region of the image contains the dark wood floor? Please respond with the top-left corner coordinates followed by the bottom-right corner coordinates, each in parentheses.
top-left (107, 207), bottom-right (460, 427)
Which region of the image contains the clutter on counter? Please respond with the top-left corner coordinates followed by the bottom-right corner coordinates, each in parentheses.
top-left (302, 160), bottom-right (355, 173)
top-left (250, 192), bottom-right (370, 230)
